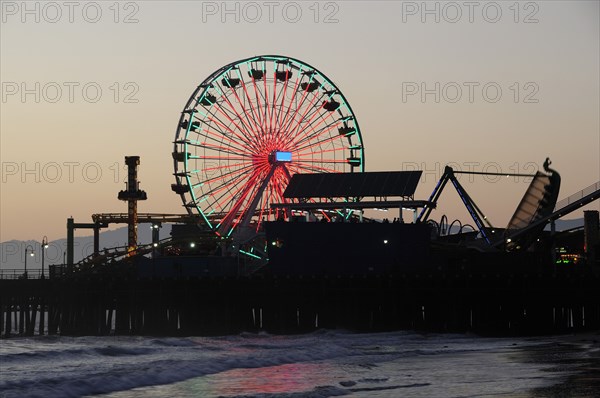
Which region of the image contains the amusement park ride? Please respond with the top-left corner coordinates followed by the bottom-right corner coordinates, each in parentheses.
top-left (63, 55), bottom-right (600, 275)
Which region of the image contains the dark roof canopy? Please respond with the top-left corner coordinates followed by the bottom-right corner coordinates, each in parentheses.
top-left (283, 171), bottom-right (422, 199)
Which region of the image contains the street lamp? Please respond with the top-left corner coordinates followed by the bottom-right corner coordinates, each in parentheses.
top-left (24, 245), bottom-right (34, 279)
top-left (41, 236), bottom-right (49, 279)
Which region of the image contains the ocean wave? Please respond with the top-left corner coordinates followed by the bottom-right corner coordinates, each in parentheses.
top-left (1, 335), bottom-right (354, 398)
top-left (0, 347), bottom-right (89, 363)
top-left (219, 385), bottom-right (350, 398)
top-left (0, 331), bottom-right (556, 398)
top-left (93, 346), bottom-right (154, 357)
top-left (149, 337), bottom-right (205, 347)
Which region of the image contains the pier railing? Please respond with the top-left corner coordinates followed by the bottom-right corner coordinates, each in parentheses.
top-left (0, 268), bottom-right (44, 280)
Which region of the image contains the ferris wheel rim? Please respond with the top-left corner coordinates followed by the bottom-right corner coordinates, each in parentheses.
top-left (172, 55), bottom-right (365, 236)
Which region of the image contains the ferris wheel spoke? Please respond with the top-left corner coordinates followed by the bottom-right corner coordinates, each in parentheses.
top-left (278, 80), bottom-right (318, 142)
top-left (288, 119), bottom-right (343, 152)
top-left (294, 142), bottom-right (343, 162)
top-left (290, 162), bottom-right (344, 174)
top-left (193, 127), bottom-right (254, 156)
top-left (256, 182), bottom-right (275, 227)
top-left (216, 84), bottom-right (264, 149)
top-left (217, 166), bottom-right (268, 231)
top-left (199, 160), bottom-right (258, 193)
top-left (274, 77), bottom-right (293, 134)
top-left (192, 162), bottom-right (256, 190)
top-left (296, 146), bottom-right (346, 159)
top-left (255, 193), bottom-right (270, 231)
top-left (271, 178), bottom-right (287, 206)
top-left (237, 68), bottom-right (266, 134)
top-left (272, 85), bottom-right (299, 150)
top-left (202, 167), bottom-right (262, 214)
top-left (239, 162), bottom-right (288, 228)
top-left (279, 71), bottom-right (308, 131)
top-left (199, 107), bottom-right (247, 143)
top-left (257, 170), bottom-right (287, 229)
top-left (272, 176), bottom-right (290, 220)
top-left (286, 86), bottom-right (336, 140)
top-left (217, 186), bottom-right (257, 233)
top-left (192, 163), bottom-right (253, 187)
top-left (217, 91), bottom-right (256, 139)
top-left (191, 141), bottom-right (253, 158)
top-left (290, 126), bottom-right (340, 154)
top-left (294, 159), bottom-right (348, 163)
top-left (280, 90), bottom-right (326, 147)
top-left (235, 176), bottom-right (270, 227)
top-left (250, 76), bottom-right (267, 131)
top-left (275, 169), bottom-right (291, 200)
top-left (201, 95), bottom-right (257, 148)
top-left (192, 155), bottom-right (250, 162)
top-left (284, 110), bottom-right (335, 150)
top-left (223, 174), bottom-right (262, 219)
top-left (266, 184), bottom-right (277, 221)
top-left (270, 75), bottom-right (291, 134)
top-left (190, 112), bottom-right (240, 149)
top-left (284, 103), bottom-right (327, 148)
top-left (249, 62), bottom-right (270, 131)
top-left (190, 166), bottom-right (253, 193)
top-left (227, 85), bottom-right (264, 145)
top-left (277, 70), bottom-right (315, 133)
top-left (204, 112), bottom-right (256, 150)
top-left (262, 70), bottom-right (270, 131)
top-left (269, 72), bottom-right (278, 134)
top-left (259, 174), bottom-right (287, 223)
top-left (212, 104), bottom-right (259, 149)
top-left (201, 159), bottom-right (253, 174)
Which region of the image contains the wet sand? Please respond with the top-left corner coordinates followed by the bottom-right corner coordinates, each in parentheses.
top-left (518, 333), bottom-right (600, 397)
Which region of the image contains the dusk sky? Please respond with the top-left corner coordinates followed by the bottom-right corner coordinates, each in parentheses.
top-left (1, 0), bottom-right (598, 242)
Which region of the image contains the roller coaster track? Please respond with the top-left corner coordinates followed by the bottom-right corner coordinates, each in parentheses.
top-left (69, 211), bottom-right (236, 273)
top-left (73, 237), bottom-right (174, 271)
top-left (494, 181), bottom-right (600, 247)
top-left (553, 181), bottom-right (600, 213)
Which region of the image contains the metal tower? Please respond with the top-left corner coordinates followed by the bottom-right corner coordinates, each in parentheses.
top-left (118, 156), bottom-right (147, 256)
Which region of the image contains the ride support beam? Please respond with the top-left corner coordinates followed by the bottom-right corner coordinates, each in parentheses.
top-left (66, 218), bottom-right (108, 271)
top-left (416, 166), bottom-right (493, 243)
top-left (416, 167), bottom-right (452, 222)
top-left (448, 175), bottom-right (492, 244)
top-left (240, 165), bottom-right (278, 230)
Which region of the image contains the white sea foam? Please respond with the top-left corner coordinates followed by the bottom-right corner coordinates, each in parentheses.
top-left (0, 331), bottom-right (579, 398)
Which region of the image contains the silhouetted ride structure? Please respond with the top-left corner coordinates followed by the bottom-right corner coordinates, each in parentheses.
top-left (1, 55), bottom-right (599, 338)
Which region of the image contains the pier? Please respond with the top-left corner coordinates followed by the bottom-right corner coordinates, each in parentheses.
top-left (2, 56), bottom-right (599, 339)
top-left (2, 259), bottom-right (599, 337)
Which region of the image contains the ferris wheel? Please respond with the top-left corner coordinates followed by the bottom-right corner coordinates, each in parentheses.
top-left (172, 55), bottom-right (365, 241)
